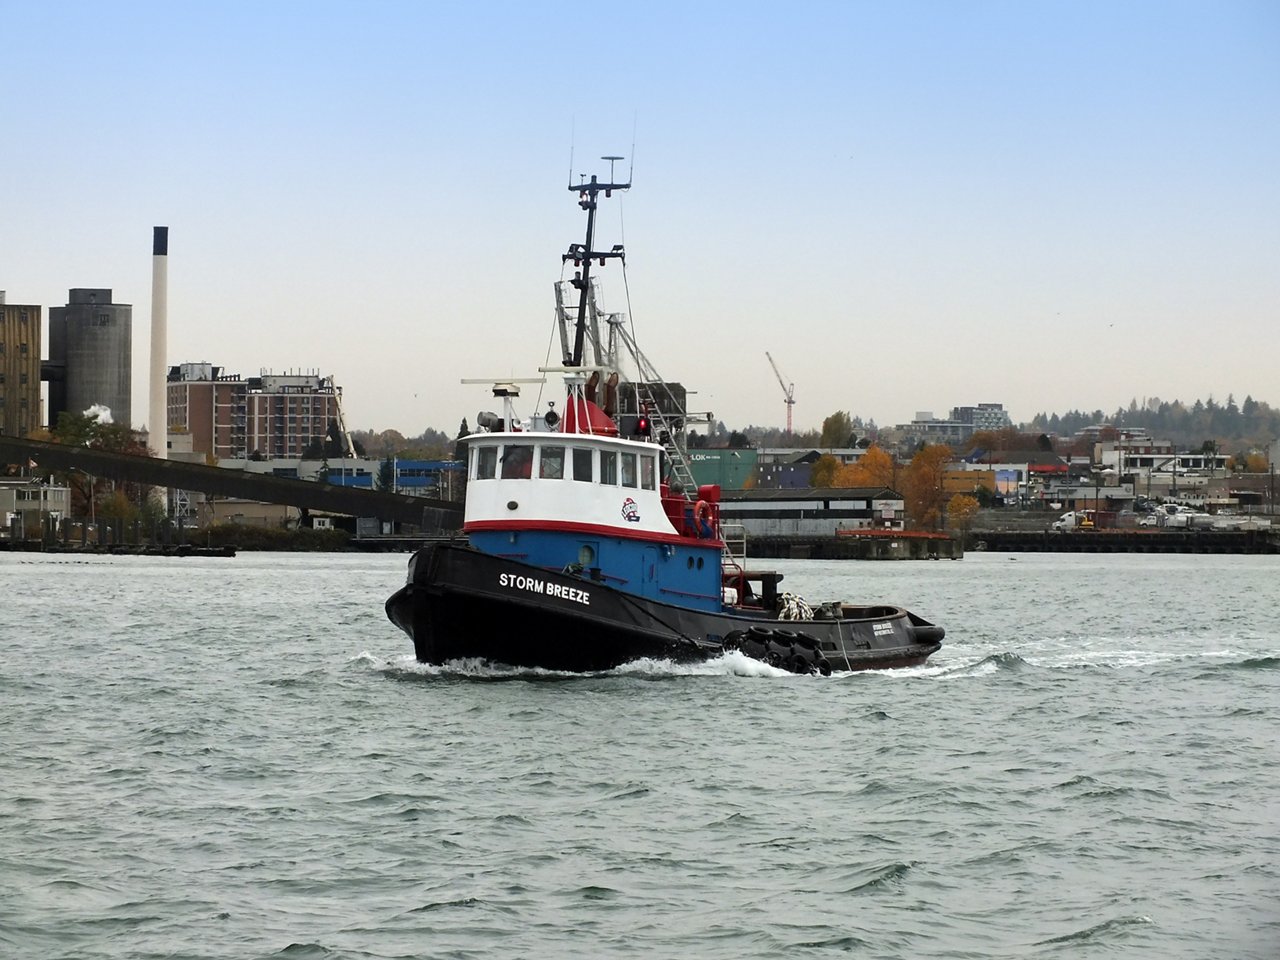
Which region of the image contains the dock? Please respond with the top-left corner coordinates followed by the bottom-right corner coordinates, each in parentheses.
top-left (973, 529), bottom-right (1280, 554)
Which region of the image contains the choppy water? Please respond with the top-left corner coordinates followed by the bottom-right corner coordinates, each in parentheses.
top-left (1, 551), bottom-right (1277, 959)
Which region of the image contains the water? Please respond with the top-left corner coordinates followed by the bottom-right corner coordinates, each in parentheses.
top-left (1, 551), bottom-right (1277, 959)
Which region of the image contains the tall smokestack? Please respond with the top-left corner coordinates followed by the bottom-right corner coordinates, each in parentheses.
top-left (149, 227), bottom-right (168, 465)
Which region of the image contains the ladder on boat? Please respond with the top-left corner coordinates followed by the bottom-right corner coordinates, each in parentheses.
top-left (555, 278), bottom-right (699, 498)
top-left (633, 380), bottom-right (698, 498)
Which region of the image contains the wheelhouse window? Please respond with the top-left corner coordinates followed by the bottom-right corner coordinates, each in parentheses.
top-left (501, 444), bottom-right (534, 479)
top-left (475, 446), bottom-right (497, 480)
top-left (600, 450), bottom-right (617, 485)
top-left (641, 455), bottom-right (656, 491)
top-left (572, 447), bottom-right (593, 483)
top-left (539, 445), bottom-right (565, 479)
top-left (621, 452), bottom-right (637, 488)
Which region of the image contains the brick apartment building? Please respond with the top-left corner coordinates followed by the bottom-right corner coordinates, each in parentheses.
top-left (168, 364), bottom-right (342, 460)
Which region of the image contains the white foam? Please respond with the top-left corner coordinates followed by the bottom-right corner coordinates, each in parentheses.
top-left (352, 649), bottom-right (804, 679)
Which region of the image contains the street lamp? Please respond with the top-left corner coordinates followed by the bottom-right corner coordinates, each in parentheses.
top-left (1094, 468), bottom-right (1101, 524)
top-left (68, 467), bottom-right (95, 526)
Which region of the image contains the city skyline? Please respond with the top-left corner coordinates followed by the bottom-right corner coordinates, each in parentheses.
top-left (2, 2), bottom-right (1276, 437)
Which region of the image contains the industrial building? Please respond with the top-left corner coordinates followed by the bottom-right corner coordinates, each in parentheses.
top-left (0, 293), bottom-right (43, 438)
top-left (719, 487), bottom-right (906, 536)
top-left (168, 364), bottom-right (344, 460)
top-left (1, 478), bottom-right (70, 539)
top-left (47, 289), bottom-right (132, 427)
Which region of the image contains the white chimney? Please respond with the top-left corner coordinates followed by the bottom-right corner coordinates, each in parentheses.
top-left (150, 227), bottom-right (168, 462)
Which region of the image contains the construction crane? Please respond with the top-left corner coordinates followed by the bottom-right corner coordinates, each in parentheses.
top-left (328, 375), bottom-right (358, 459)
top-left (765, 351), bottom-right (796, 433)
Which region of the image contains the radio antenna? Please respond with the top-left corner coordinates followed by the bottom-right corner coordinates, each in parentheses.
top-left (567, 119), bottom-right (576, 188)
top-left (628, 113), bottom-right (637, 182)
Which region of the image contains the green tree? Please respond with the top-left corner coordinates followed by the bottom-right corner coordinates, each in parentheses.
top-left (50, 410), bottom-right (155, 519)
top-left (376, 456), bottom-right (396, 492)
top-left (819, 411), bottom-right (854, 448)
top-left (809, 454), bottom-right (841, 488)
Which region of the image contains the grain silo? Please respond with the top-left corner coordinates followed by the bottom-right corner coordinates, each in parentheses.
top-left (47, 289), bottom-right (132, 427)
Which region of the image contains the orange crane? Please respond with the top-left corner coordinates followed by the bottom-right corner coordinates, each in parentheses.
top-left (765, 351), bottom-right (796, 433)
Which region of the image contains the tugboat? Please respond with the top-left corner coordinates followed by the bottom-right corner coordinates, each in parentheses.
top-left (385, 164), bottom-right (944, 674)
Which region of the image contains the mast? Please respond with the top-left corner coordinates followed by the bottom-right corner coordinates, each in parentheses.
top-left (564, 158), bottom-right (629, 367)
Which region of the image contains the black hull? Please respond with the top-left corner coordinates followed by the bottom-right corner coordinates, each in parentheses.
top-left (385, 542), bottom-right (941, 674)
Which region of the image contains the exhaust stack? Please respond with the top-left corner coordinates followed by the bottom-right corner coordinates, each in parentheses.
top-left (149, 226), bottom-right (168, 463)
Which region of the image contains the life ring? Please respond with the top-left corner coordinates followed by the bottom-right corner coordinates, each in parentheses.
top-left (694, 500), bottom-right (713, 537)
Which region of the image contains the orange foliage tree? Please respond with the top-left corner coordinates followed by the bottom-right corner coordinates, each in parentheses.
top-left (903, 444), bottom-right (953, 530)
top-left (833, 445), bottom-right (896, 489)
top-left (947, 493), bottom-right (981, 539)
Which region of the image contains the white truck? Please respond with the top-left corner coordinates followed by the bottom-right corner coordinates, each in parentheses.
top-left (1051, 511), bottom-right (1093, 532)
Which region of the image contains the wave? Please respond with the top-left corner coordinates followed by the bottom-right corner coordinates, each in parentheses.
top-left (842, 860), bottom-right (916, 894)
top-left (267, 944), bottom-right (344, 960)
top-left (1212, 655), bottom-right (1280, 671)
top-left (790, 934), bottom-right (873, 950)
top-left (890, 651), bottom-right (1032, 680)
top-left (1034, 914), bottom-right (1154, 945)
top-left (407, 896), bottom-right (481, 913)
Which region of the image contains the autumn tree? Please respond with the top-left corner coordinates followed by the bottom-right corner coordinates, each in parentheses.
top-left (833, 445), bottom-right (896, 490)
top-left (809, 454), bottom-right (841, 488)
top-left (902, 444), bottom-right (953, 530)
top-left (947, 494), bottom-right (981, 540)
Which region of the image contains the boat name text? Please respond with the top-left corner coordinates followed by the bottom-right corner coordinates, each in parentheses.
top-left (498, 573), bottom-right (590, 606)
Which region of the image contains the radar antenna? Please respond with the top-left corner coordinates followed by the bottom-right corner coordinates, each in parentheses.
top-left (563, 157), bottom-right (630, 368)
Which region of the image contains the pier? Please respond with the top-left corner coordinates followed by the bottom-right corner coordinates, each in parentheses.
top-left (747, 531), bottom-right (964, 560)
top-left (973, 529), bottom-right (1280, 554)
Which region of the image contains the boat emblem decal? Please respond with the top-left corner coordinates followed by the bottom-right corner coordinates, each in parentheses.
top-left (621, 497), bottom-right (641, 523)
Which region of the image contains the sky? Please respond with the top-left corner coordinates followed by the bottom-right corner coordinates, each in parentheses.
top-left (2, 1), bottom-right (1277, 437)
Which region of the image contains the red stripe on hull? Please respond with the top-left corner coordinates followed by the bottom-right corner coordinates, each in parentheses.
top-left (464, 517), bottom-right (723, 548)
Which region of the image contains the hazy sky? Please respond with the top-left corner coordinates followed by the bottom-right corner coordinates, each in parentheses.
top-left (3, 1), bottom-right (1277, 437)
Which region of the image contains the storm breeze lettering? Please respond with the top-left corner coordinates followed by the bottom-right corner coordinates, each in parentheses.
top-left (498, 573), bottom-right (590, 606)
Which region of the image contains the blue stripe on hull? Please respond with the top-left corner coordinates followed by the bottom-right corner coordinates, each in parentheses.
top-left (468, 528), bottom-right (724, 612)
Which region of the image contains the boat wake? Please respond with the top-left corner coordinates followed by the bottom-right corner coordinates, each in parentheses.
top-left (351, 650), bottom-right (807, 680)
top-left (888, 641), bottom-right (1275, 678)
top-left (354, 643), bottom-right (1270, 683)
